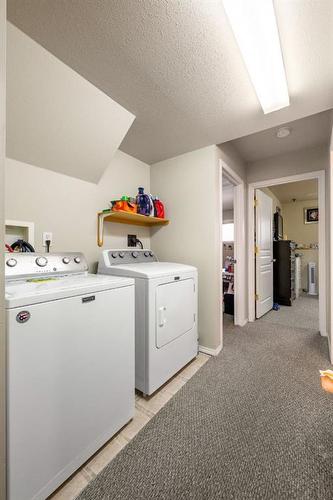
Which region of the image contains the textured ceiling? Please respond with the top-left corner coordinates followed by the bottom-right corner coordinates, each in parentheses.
top-left (269, 180), bottom-right (318, 203)
top-left (228, 110), bottom-right (332, 163)
top-left (8, 0), bottom-right (333, 164)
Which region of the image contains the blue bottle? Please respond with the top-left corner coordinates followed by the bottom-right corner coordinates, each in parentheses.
top-left (136, 187), bottom-right (151, 216)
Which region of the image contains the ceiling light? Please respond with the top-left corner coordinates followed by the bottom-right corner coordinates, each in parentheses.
top-left (276, 127), bottom-right (291, 138)
top-left (222, 0), bottom-right (290, 114)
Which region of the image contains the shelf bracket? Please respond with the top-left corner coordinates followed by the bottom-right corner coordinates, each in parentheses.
top-left (97, 212), bottom-right (108, 247)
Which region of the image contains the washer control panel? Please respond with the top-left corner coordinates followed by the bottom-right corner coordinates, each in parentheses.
top-left (107, 249), bottom-right (157, 265)
top-left (5, 252), bottom-right (88, 279)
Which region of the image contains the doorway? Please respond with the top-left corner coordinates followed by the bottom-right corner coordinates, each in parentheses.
top-left (222, 175), bottom-right (235, 327)
top-left (219, 160), bottom-right (246, 349)
top-left (248, 171), bottom-right (326, 336)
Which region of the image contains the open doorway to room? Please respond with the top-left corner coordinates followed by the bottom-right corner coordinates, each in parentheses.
top-left (219, 159), bottom-right (246, 348)
top-left (248, 172), bottom-right (325, 335)
top-left (222, 175), bottom-right (235, 328)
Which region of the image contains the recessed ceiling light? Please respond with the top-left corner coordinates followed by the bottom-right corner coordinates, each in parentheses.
top-left (222, 0), bottom-right (290, 114)
top-left (276, 127), bottom-right (291, 138)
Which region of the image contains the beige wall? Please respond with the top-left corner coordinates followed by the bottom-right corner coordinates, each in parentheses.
top-left (246, 145), bottom-right (328, 183)
top-left (223, 209), bottom-right (233, 222)
top-left (5, 151), bottom-right (151, 272)
top-left (217, 142), bottom-right (246, 180)
top-left (0, 0), bottom-right (5, 496)
top-left (282, 199), bottom-right (319, 290)
top-left (151, 144), bottom-right (246, 351)
top-left (151, 146), bottom-right (221, 351)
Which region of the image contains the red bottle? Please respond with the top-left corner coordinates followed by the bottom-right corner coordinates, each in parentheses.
top-left (154, 197), bottom-right (165, 218)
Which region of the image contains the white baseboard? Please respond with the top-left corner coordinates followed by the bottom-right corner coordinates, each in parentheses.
top-left (236, 318), bottom-right (248, 327)
top-left (199, 344), bottom-right (222, 357)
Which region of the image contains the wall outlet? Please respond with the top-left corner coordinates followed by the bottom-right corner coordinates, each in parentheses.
top-left (42, 232), bottom-right (53, 247)
top-left (127, 234), bottom-right (137, 247)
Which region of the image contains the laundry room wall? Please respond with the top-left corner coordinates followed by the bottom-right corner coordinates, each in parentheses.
top-left (150, 145), bottom-right (221, 353)
top-left (5, 150), bottom-right (151, 271)
top-left (150, 144), bottom-right (247, 353)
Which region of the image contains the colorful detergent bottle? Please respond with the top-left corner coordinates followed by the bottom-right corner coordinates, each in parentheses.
top-left (112, 196), bottom-right (137, 213)
top-left (154, 197), bottom-right (165, 218)
top-left (136, 187), bottom-right (151, 216)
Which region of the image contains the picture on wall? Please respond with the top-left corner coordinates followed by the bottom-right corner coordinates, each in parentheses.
top-left (304, 207), bottom-right (319, 224)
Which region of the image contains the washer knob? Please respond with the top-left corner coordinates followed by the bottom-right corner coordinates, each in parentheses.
top-left (144, 251), bottom-right (150, 257)
top-left (111, 252), bottom-right (118, 259)
top-left (119, 252), bottom-right (125, 258)
top-left (132, 251), bottom-right (138, 258)
top-left (6, 258), bottom-right (17, 267)
top-left (62, 257), bottom-right (70, 264)
top-left (36, 256), bottom-right (48, 267)
top-left (74, 256), bottom-right (81, 264)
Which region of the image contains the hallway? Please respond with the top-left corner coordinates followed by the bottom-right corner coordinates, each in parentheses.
top-left (260, 294), bottom-right (319, 332)
top-left (78, 317), bottom-right (333, 499)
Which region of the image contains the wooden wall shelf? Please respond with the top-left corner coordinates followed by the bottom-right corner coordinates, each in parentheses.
top-left (97, 210), bottom-right (169, 246)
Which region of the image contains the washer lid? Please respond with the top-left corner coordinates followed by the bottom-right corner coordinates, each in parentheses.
top-left (5, 274), bottom-right (134, 308)
top-left (100, 262), bottom-right (197, 279)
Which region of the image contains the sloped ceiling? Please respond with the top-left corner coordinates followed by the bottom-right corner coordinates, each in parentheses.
top-left (7, 0), bottom-right (333, 164)
top-left (6, 23), bottom-right (135, 183)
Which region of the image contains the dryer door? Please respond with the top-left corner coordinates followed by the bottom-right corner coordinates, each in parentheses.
top-left (155, 278), bottom-right (195, 348)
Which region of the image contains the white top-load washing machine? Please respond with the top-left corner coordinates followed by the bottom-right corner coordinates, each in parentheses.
top-left (5, 252), bottom-right (135, 500)
top-left (98, 249), bottom-right (198, 395)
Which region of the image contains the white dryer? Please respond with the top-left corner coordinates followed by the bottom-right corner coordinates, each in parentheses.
top-left (5, 252), bottom-right (135, 500)
top-left (98, 249), bottom-right (198, 395)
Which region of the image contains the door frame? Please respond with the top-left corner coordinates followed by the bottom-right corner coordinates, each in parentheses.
top-left (0, 0), bottom-right (6, 497)
top-left (248, 170), bottom-right (326, 336)
top-left (219, 159), bottom-right (247, 346)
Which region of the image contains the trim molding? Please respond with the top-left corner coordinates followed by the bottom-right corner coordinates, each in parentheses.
top-left (236, 319), bottom-right (248, 327)
top-left (199, 344), bottom-right (222, 356)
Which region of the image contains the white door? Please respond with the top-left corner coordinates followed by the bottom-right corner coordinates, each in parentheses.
top-left (155, 278), bottom-right (195, 348)
top-left (255, 189), bottom-right (273, 318)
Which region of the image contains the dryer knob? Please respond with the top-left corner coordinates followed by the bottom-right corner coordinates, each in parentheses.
top-left (74, 256), bottom-right (81, 264)
top-left (6, 258), bottom-right (17, 267)
top-left (144, 251), bottom-right (150, 257)
top-left (119, 252), bottom-right (125, 258)
top-left (36, 256), bottom-right (48, 267)
top-left (132, 252), bottom-right (139, 258)
top-left (62, 257), bottom-right (70, 264)
top-left (111, 252), bottom-right (118, 259)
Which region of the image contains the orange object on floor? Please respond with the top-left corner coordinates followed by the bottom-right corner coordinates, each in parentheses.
top-left (320, 370), bottom-right (333, 393)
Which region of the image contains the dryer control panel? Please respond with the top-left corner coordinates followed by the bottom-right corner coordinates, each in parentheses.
top-left (106, 249), bottom-right (158, 266)
top-left (5, 252), bottom-right (88, 280)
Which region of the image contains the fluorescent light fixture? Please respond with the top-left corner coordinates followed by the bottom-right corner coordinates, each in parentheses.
top-left (223, 0), bottom-right (289, 114)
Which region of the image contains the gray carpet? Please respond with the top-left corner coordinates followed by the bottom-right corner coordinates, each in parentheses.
top-left (261, 294), bottom-right (319, 331)
top-left (78, 320), bottom-right (333, 500)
